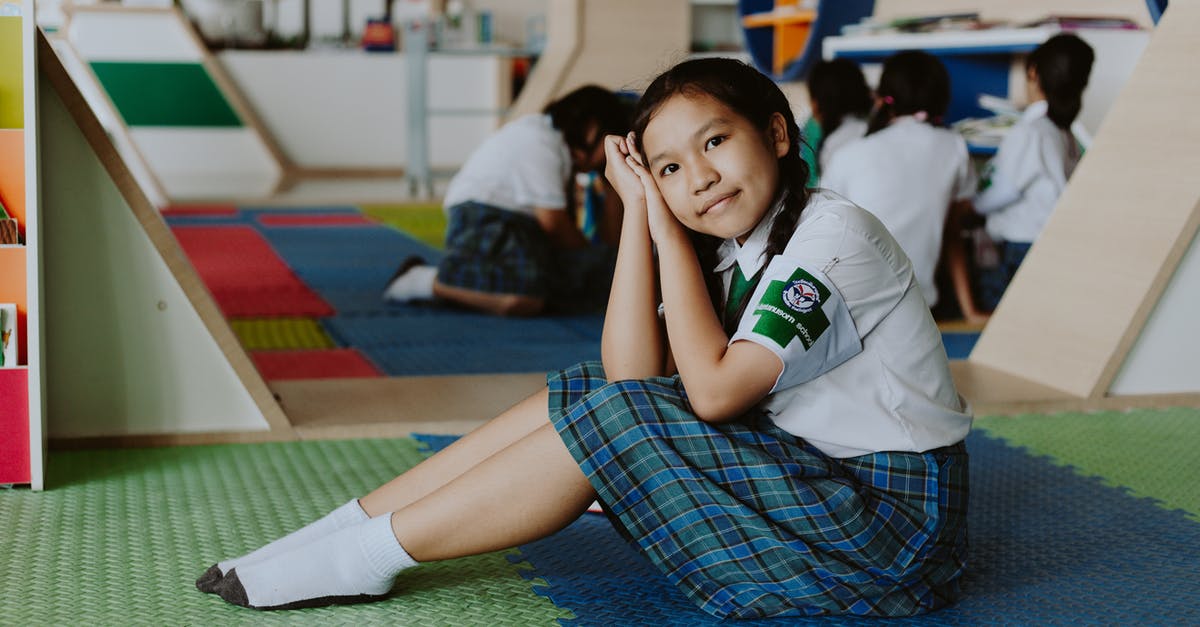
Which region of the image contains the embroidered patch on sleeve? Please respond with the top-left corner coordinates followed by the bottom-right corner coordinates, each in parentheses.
top-left (749, 267), bottom-right (831, 350)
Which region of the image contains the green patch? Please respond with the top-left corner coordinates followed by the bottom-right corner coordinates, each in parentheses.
top-left (750, 267), bottom-right (830, 350)
top-left (0, 438), bottom-right (574, 624)
top-left (362, 203), bottom-right (446, 249)
top-left (975, 407), bottom-right (1200, 523)
top-left (90, 62), bottom-right (241, 127)
top-left (0, 17), bottom-right (22, 130)
top-left (230, 317), bottom-right (335, 351)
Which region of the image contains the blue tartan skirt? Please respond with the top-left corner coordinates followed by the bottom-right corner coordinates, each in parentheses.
top-left (548, 361), bottom-right (969, 620)
top-left (437, 202), bottom-right (615, 311)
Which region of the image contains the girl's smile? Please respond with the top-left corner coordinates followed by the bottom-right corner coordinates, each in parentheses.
top-left (641, 93), bottom-right (789, 242)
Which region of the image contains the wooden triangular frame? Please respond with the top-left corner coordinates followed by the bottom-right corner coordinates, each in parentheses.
top-left (954, 2), bottom-right (1200, 415)
top-left (54, 4), bottom-right (292, 206)
top-left (36, 30), bottom-right (296, 446)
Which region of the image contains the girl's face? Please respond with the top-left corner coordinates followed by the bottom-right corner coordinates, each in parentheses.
top-left (641, 93), bottom-right (789, 242)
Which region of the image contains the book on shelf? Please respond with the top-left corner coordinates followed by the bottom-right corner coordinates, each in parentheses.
top-left (1023, 15), bottom-right (1143, 30)
top-left (0, 199), bottom-right (20, 245)
top-left (1, 303), bottom-right (16, 367)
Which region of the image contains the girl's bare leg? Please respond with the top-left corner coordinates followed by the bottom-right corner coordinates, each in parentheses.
top-left (360, 387), bottom-right (554, 517)
top-left (391, 422), bottom-right (595, 561)
top-left (432, 280), bottom-right (545, 316)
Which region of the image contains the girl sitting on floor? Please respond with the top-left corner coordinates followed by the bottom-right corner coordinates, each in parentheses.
top-left (820, 51), bottom-right (976, 316)
top-left (197, 57), bottom-right (972, 619)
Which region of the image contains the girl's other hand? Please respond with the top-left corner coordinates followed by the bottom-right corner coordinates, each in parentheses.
top-left (603, 134), bottom-right (645, 206)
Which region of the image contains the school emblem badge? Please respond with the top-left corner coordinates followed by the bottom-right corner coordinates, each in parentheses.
top-left (782, 279), bottom-right (820, 313)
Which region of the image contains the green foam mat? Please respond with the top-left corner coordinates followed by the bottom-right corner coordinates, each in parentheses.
top-left (975, 406), bottom-right (1200, 522)
top-left (0, 438), bottom-right (572, 625)
top-left (362, 203), bottom-right (447, 250)
top-left (230, 317), bottom-right (336, 351)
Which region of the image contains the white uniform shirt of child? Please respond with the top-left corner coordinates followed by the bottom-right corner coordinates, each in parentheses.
top-left (442, 114), bottom-right (572, 217)
top-left (817, 115), bottom-right (867, 175)
top-left (973, 100), bottom-right (1082, 244)
top-left (719, 191), bottom-right (971, 458)
top-left (820, 117), bottom-right (976, 307)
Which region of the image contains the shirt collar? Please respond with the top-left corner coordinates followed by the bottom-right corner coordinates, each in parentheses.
top-left (713, 195), bottom-right (787, 276)
top-left (1022, 99), bottom-right (1049, 122)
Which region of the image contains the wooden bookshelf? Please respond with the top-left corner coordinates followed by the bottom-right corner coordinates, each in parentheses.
top-left (0, 1), bottom-right (44, 490)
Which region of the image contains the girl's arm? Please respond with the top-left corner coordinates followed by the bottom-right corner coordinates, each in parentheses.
top-left (534, 207), bottom-right (590, 250)
top-left (944, 201), bottom-right (991, 324)
top-left (625, 148), bottom-right (782, 423)
top-left (600, 134), bottom-right (667, 379)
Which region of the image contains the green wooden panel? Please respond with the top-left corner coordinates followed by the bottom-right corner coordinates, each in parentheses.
top-left (0, 17), bottom-right (23, 129)
top-left (90, 61), bottom-right (242, 127)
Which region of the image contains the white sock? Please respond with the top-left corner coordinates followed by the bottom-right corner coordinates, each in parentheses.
top-left (217, 498), bottom-right (368, 576)
top-left (223, 513), bottom-right (418, 610)
top-left (382, 265), bottom-right (437, 302)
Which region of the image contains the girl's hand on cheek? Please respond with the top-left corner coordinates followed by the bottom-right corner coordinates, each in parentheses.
top-left (624, 140), bottom-right (682, 245)
top-left (603, 134), bottom-right (645, 207)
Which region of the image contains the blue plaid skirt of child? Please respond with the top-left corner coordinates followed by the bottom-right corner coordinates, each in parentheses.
top-left (437, 202), bottom-right (615, 312)
top-left (548, 361), bottom-right (969, 620)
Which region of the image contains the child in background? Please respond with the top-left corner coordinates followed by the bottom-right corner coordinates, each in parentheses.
top-left (805, 58), bottom-right (873, 177)
top-left (383, 85), bottom-right (629, 316)
top-left (951, 33), bottom-right (1095, 314)
top-left (197, 58), bottom-right (971, 619)
top-left (821, 51), bottom-right (976, 313)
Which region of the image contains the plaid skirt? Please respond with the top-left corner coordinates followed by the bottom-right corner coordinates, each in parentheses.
top-left (549, 361), bottom-right (969, 620)
top-left (437, 202), bottom-right (615, 311)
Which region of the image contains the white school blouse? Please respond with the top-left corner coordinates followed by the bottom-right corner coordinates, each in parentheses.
top-left (443, 114), bottom-right (572, 217)
top-left (973, 100), bottom-right (1082, 244)
top-left (718, 191), bottom-right (972, 458)
top-left (820, 117), bottom-right (976, 307)
top-left (818, 115), bottom-right (867, 175)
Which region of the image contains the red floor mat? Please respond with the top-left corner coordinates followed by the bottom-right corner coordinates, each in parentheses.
top-left (161, 204), bottom-right (239, 216)
top-left (251, 348), bottom-right (382, 380)
top-left (255, 213), bottom-right (375, 226)
top-left (171, 225), bottom-right (333, 316)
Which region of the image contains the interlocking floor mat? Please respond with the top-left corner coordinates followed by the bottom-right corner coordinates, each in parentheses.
top-left (0, 438), bottom-right (571, 626)
top-left (361, 203), bottom-right (448, 250)
top-left (230, 317), bottom-right (335, 351)
top-left (940, 331), bottom-right (979, 360)
top-left (414, 408), bottom-right (1200, 625)
top-left (250, 348), bottom-right (383, 380)
top-left (170, 225), bottom-right (333, 317)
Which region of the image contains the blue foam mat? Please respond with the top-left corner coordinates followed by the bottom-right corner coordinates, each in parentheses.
top-left (366, 341), bottom-right (600, 376)
top-left (325, 309), bottom-right (597, 348)
top-left (941, 332), bottom-right (980, 361)
top-left (414, 431), bottom-right (1200, 625)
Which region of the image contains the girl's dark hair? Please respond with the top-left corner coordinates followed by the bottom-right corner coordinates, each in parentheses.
top-left (866, 50), bottom-right (951, 135)
top-left (806, 58), bottom-right (873, 151)
top-left (631, 57), bottom-right (812, 318)
top-left (544, 84), bottom-right (631, 155)
top-left (1027, 33), bottom-right (1095, 130)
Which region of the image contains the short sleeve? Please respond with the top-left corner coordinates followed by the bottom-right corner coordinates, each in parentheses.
top-left (730, 254), bottom-right (863, 392)
top-left (509, 136), bottom-right (570, 210)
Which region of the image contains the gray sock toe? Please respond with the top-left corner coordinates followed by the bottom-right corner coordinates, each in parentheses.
top-left (195, 564), bottom-right (224, 593)
top-left (214, 569), bottom-right (251, 608)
